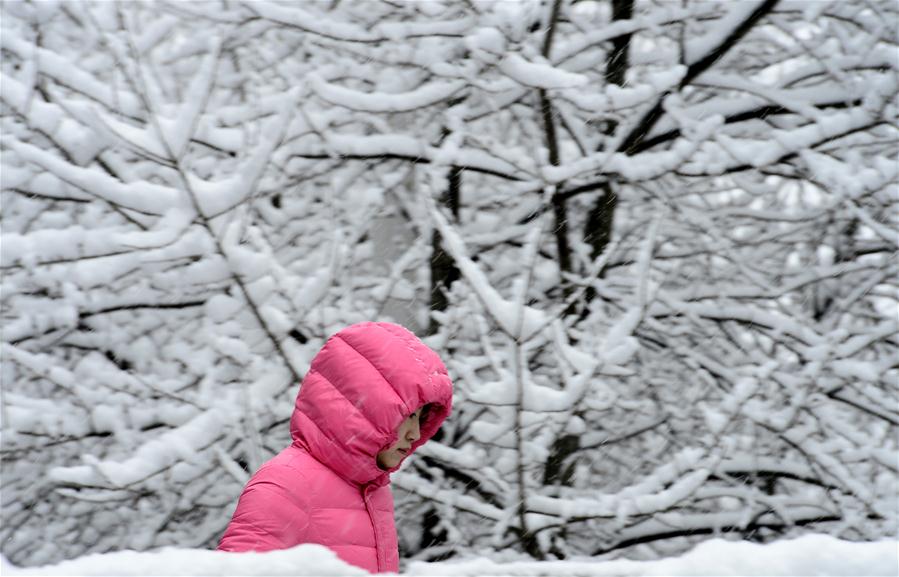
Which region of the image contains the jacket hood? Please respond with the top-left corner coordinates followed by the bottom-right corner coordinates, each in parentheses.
top-left (289, 322), bottom-right (453, 487)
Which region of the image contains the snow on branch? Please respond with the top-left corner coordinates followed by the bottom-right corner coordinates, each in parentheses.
top-left (4, 138), bottom-right (183, 215)
top-left (426, 196), bottom-right (547, 341)
top-left (248, 1), bottom-right (380, 43)
top-left (0, 32), bottom-right (143, 117)
top-left (48, 408), bottom-right (226, 489)
top-left (310, 74), bottom-right (467, 113)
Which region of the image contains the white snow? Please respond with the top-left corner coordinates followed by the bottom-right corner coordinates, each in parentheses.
top-left (0, 72), bottom-right (101, 165)
top-left (0, 33), bottom-right (143, 117)
top-left (542, 114), bottom-right (723, 183)
top-left (1, 544), bottom-right (366, 576)
top-left (498, 54), bottom-right (589, 90)
top-left (830, 359), bottom-right (882, 382)
top-left (2, 536), bottom-right (895, 576)
top-left (426, 199), bottom-right (547, 341)
top-left (249, 1), bottom-right (376, 42)
top-left (161, 39), bottom-right (221, 159)
top-left (374, 18), bottom-right (473, 42)
top-left (48, 409), bottom-right (225, 488)
top-left (310, 74), bottom-right (467, 113)
top-left (465, 27), bottom-right (506, 57)
top-left (3, 138), bottom-right (184, 215)
top-left (414, 536), bottom-right (897, 575)
top-left (684, 1), bottom-right (768, 66)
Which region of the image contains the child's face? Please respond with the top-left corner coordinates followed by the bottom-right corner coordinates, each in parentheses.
top-left (377, 406), bottom-right (425, 470)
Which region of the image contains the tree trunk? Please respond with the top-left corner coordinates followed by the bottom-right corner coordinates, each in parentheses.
top-left (428, 165), bottom-right (462, 335)
top-left (582, 0), bottom-right (633, 305)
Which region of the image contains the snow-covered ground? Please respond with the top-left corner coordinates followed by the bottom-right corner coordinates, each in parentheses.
top-left (3, 535), bottom-right (896, 576)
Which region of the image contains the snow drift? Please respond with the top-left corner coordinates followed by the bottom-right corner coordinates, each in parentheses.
top-left (2, 535), bottom-right (896, 576)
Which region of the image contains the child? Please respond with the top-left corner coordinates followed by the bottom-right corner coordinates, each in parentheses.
top-left (217, 322), bottom-right (454, 573)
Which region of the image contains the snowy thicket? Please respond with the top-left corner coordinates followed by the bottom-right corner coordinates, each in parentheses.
top-left (2, 0), bottom-right (897, 569)
top-left (3, 535), bottom-right (897, 576)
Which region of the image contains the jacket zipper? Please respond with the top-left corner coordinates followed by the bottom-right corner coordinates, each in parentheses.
top-left (362, 484), bottom-right (382, 572)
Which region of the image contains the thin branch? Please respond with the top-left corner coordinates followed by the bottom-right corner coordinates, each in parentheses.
top-left (618, 0), bottom-right (781, 155)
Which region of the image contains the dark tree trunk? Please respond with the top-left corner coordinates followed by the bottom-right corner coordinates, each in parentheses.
top-left (605, 0), bottom-right (634, 88)
top-left (585, 182), bottom-right (617, 266)
top-left (543, 433), bottom-right (580, 487)
top-left (542, 92), bottom-right (573, 294)
top-left (540, 0), bottom-right (575, 311)
top-left (419, 506), bottom-right (449, 550)
top-left (582, 0), bottom-right (633, 306)
top-left (428, 165), bottom-right (462, 335)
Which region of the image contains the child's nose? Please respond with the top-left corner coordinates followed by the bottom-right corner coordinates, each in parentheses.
top-left (407, 421), bottom-right (421, 441)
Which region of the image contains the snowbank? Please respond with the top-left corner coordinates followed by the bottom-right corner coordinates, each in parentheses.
top-left (2, 535), bottom-right (896, 576)
top-left (409, 535), bottom-right (898, 576)
top-left (0, 544), bottom-right (364, 576)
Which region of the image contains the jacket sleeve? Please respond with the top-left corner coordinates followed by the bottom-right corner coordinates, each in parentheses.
top-left (217, 465), bottom-right (311, 553)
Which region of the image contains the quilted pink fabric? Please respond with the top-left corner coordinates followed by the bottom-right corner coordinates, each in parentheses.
top-left (217, 322), bottom-right (453, 573)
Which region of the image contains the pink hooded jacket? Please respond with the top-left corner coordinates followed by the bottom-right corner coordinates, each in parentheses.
top-left (217, 322), bottom-right (453, 573)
